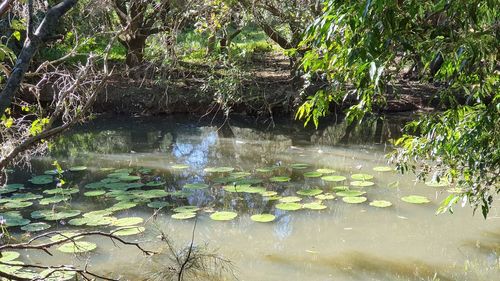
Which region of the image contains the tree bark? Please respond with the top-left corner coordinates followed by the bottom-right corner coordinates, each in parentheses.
top-left (124, 35), bottom-right (146, 67)
top-left (0, 0), bottom-right (78, 114)
top-left (0, 0), bottom-right (14, 17)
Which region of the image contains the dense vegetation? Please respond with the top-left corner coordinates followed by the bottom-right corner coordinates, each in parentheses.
top-left (0, 1), bottom-right (498, 215)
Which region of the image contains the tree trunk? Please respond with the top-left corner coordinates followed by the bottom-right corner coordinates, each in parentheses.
top-left (125, 36), bottom-right (146, 67)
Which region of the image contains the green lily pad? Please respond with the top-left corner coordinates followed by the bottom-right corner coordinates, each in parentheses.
top-left (236, 178), bottom-right (263, 185)
top-left (29, 175), bottom-right (53, 185)
top-left (275, 202), bottom-right (302, 211)
top-left (84, 190), bottom-right (106, 197)
top-left (183, 183), bottom-right (209, 190)
top-left (118, 175), bottom-right (141, 182)
top-left (279, 196), bottom-right (302, 203)
top-left (321, 175), bottom-right (346, 182)
top-left (5, 217), bottom-right (31, 227)
top-left (0, 251), bottom-right (20, 262)
top-left (107, 172), bottom-right (130, 178)
top-left (270, 176), bottom-right (291, 182)
top-left (44, 169), bottom-right (59, 175)
top-left (100, 178), bottom-right (121, 184)
top-left (172, 164), bottom-right (189, 169)
top-left (58, 241), bottom-right (96, 253)
top-left (260, 191), bottom-right (278, 197)
top-left (297, 189), bottom-right (323, 196)
top-left (351, 173), bottom-right (374, 180)
top-left (31, 210), bottom-right (54, 219)
top-left (230, 172), bottom-right (252, 178)
top-left (303, 202), bottom-right (327, 210)
top-left (147, 201), bottom-right (170, 208)
top-left (112, 226), bottom-right (146, 236)
top-left (342, 196), bottom-right (367, 204)
top-left (316, 168), bottom-right (336, 174)
top-left (69, 166), bottom-right (87, 172)
top-left (112, 217), bottom-right (143, 227)
top-left (223, 184), bottom-right (250, 193)
top-left (350, 181), bottom-right (375, 187)
top-left (332, 185), bottom-right (349, 191)
top-left (171, 212), bottom-right (196, 220)
top-left (85, 216), bottom-right (116, 226)
top-left (369, 200), bottom-right (393, 208)
top-left (290, 163), bottom-right (309, 169)
top-left (68, 218), bottom-right (88, 226)
top-left (315, 193), bottom-right (335, 200)
top-left (210, 211), bottom-right (238, 221)
top-left (336, 190), bottom-right (366, 197)
top-left (204, 167), bottom-right (234, 173)
top-left (240, 186), bottom-right (266, 194)
top-left (401, 195), bottom-right (430, 204)
top-left (250, 214), bottom-right (276, 222)
top-left (42, 210), bottom-right (81, 221)
top-left (138, 168), bottom-right (152, 174)
top-left (50, 232), bottom-right (83, 242)
top-left (303, 171), bottom-right (322, 178)
top-left (83, 210), bottom-right (113, 218)
top-left (21, 222), bottom-right (51, 232)
top-left (173, 206), bottom-right (200, 213)
top-left (4, 201), bottom-right (33, 209)
top-left (373, 166), bottom-right (393, 172)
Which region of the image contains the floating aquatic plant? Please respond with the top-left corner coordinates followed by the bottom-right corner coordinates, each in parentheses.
top-left (112, 217), bottom-right (144, 227)
top-left (315, 193), bottom-right (335, 200)
top-left (69, 166), bottom-right (87, 172)
top-left (269, 176), bottom-right (291, 182)
top-left (303, 171), bottom-right (322, 178)
top-left (250, 214), bottom-right (275, 222)
top-left (350, 181), bottom-right (375, 187)
top-left (210, 211), bottom-right (238, 221)
top-left (350, 173), bottom-right (374, 180)
top-left (401, 195), bottom-right (430, 204)
top-left (57, 241), bottom-right (96, 253)
top-left (204, 167), bottom-right (234, 173)
top-left (171, 212), bottom-right (196, 220)
top-left (84, 190), bottom-right (106, 197)
top-left (336, 190), bottom-right (366, 197)
top-left (275, 202), bottom-right (302, 211)
top-left (342, 196), bottom-right (367, 204)
top-left (369, 200), bottom-right (392, 208)
top-left (279, 196), bottom-right (302, 203)
top-left (296, 189), bottom-right (323, 196)
top-left (316, 168), bottom-right (335, 174)
top-left (321, 175), bottom-right (346, 182)
top-left (29, 175), bottom-right (53, 185)
top-left (303, 202), bottom-right (327, 210)
top-left (183, 183), bottom-right (209, 190)
top-left (21, 222), bottom-right (51, 232)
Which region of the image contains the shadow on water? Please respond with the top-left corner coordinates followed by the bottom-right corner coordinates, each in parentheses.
top-left (265, 251), bottom-right (455, 281)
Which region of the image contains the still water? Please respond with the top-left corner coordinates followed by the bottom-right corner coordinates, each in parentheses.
top-left (4, 115), bottom-right (499, 280)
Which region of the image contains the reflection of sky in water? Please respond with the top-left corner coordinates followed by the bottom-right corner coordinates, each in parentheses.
top-left (172, 130), bottom-right (218, 171)
top-left (274, 210), bottom-right (293, 240)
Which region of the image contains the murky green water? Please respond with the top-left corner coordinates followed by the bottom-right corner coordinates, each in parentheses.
top-left (2, 115), bottom-right (499, 280)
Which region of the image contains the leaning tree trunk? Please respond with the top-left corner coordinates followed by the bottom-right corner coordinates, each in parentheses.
top-left (124, 36), bottom-right (146, 67)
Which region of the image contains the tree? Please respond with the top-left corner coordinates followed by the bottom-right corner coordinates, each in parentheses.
top-left (108, 0), bottom-right (191, 67)
top-left (296, 0), bottom-right (499, 216)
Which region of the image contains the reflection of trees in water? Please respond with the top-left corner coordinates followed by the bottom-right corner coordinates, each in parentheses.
top-left (51, 130), bottom-right (133, 157)
top-left (311, 118), bottom-right (403, 145)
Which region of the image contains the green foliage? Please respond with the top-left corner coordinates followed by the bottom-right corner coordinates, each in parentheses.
top-left (297, 0), bottom-right (499, 216)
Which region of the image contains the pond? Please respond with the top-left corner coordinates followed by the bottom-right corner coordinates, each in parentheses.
top-left (2, 115), bottom-right (499, 280)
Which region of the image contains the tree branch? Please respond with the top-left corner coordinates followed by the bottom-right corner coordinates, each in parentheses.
top-left (0, 0), bottom-right (14, 17)
top-left (0, 0), bottom-right (78, 114)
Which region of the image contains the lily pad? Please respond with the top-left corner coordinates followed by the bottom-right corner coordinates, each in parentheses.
top-left (350, 181), bottom-right (375, 187)
top-left (332, 185), bottom-right (349, 191)
top-left (303, 171), bottom-right (322, 178)
top-left (315, 193), bottom-right (335, 200)
top-left (112, 226), bottom-right (146, 236)
top-left (68, 218), bottom-right (89, 226)
top-left (83, 210), bottom-right (113, 218)
top-left (373, 166), bottom-right (393, 172)
top-left (369, 200), bottom-right (393, 208)
top-left (50, 232), bottom-right (83, 242)
top-left (171, 212), bottom-right (196, 220)
top-left (86, 216), bottom-right (116, 226)
top-left (39, 269), bottom-right (75, 281)
top-left (303, 202), bottom-right (327, 210)
top-left (43, 188), bottom-right (79, 195)
top-left (321, 175), bottom-right (346, 182)
top-left (84, 190), bottom-right (106, 197)
top-left (0, 251), bottom-right (20, 262)
top-left (351, 173), bottom-right (374, 180)
top-left (279, 196), bottom-right (302, 203)
top-left (270, 176), bottom-right (291, 182)
top-left (69, 166), bottom-right (87, 172)
top-left (42, 210), bottom-right (81, 221)
top-left (401, 195), bottom-right (430, 204)
top-left (275, 202), bottom-right (302, 211)
top-left (256, 167), bottom-right (275, 173)
top-left (290, 163), bottom-right (309, 169)
top-left (58, 241), bottom-right (96, 253)
top-left (5, 217), bottom-right (30, 227)
top-left (210, 211), bottom-right (238, 221)
top-left (29, 175), bottom-right (53, 185)
top-left (4, 201), bottom-right (33, 209)
top-left (204, 167), bottom-right (234, 173)
top-left (112, 217), bottom-right (143, 227)
top-left (260, 191), bottom-right (278, 197)
top-left (316, 168), bottom-right (336, 174)
top-left (21, 222), bottom-right (51, 232)
top-left (223, 184), bottom-right (250, 193)
top-left (44, 169), bottom-right (59, 175)
top-left (84, 182), bottom-right (105, 189)
top-left (336, 190), bottom-right (366, 197)
top-left (183, 183), bottom-right (209, 190)
top-left (297, 189), bottom-right (323, 196)
top-left (118, 175), bottom-right (141, 182)
top-left (250, 214), bottom-right (276, 223)
top-left (342, 196), bottom-right (367, 204)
